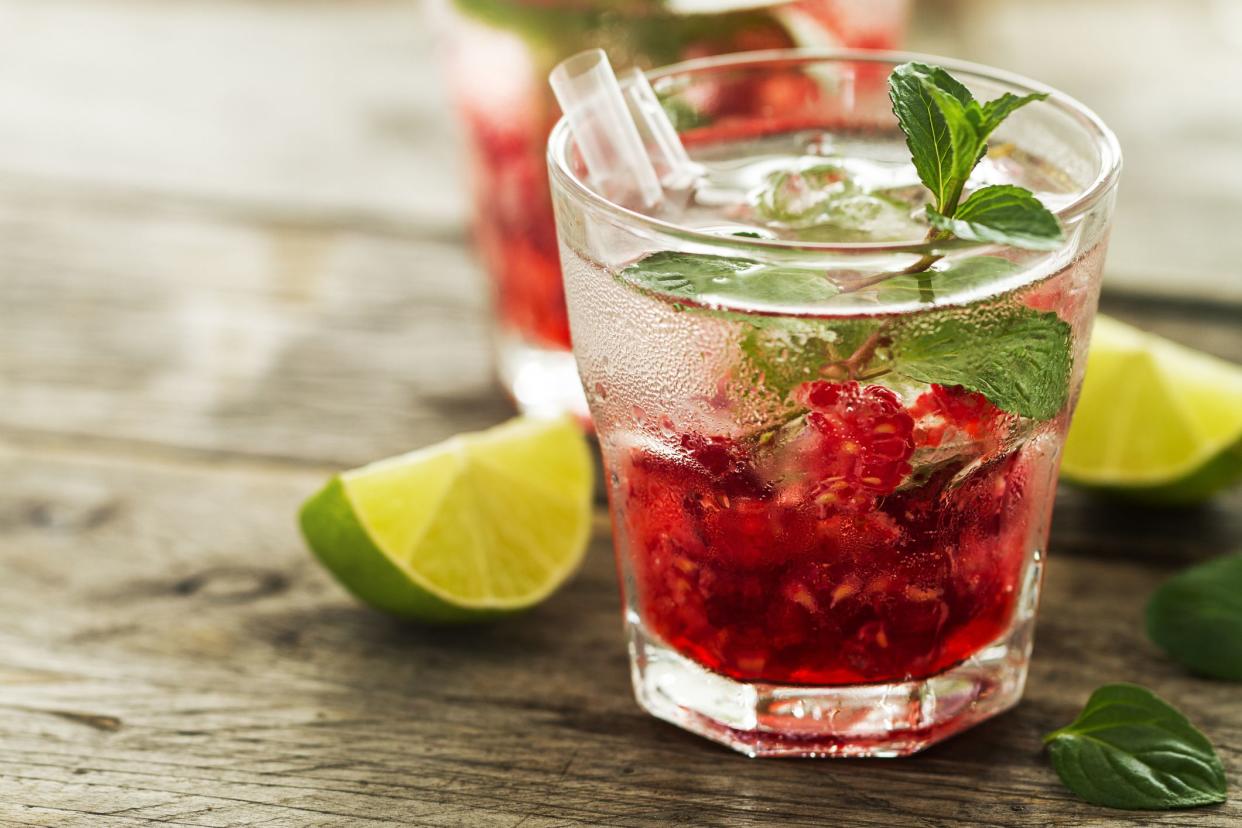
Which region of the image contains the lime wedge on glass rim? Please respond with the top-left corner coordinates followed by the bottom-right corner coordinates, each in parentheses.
top-left (1061, 315), bottom-right (1242, 503)
top-left (299, 416), bottom-right (593, 622)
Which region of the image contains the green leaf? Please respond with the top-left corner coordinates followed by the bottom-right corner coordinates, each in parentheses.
top-left (1147, 552), bottom-right (1242, 681)
top-left (873, 255), bottom-right (1019, 304)
top-left (618, 251), bottom-right (839, 308)
top-left (973, 91), bottom-right (1048, 138)
top-left (927, 185), bottom-right (1064, 251)
top-left (1044, 684), bottom-right (1227, 810)
top-left (921, 83), bottom-right (981, 210)
top-left (892, 304), bottom-right (1071, 418)
top-left (888, 62), bottom-right (982, 213)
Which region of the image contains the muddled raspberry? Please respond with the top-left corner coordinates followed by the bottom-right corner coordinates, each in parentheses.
top-left (619, 420), bottom-right (1035, 685)
top-left (909, 384), bottom-right (1005, 447)
top-left (794, 380), bottom-right (915, 501)
top-left (679, 433), bottom-right (768, 499)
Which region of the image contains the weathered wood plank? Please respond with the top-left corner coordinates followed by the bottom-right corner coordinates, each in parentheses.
top-left (0, 0), bottom-right (466, 232)
top-left (0, 445), bottom-right (1237, 826)
top-left (0, 189), bottom-right (511, 468)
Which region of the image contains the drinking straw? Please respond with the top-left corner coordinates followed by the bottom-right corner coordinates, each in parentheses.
top-left (620, 68), bottom-right (695, 191)
top-left (549, 49), bottom-right (693, 208)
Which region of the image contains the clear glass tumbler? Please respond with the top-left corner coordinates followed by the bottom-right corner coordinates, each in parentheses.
top-left (548, 51), bottom-right (1121, 756)
top-left (436, 0), bottom-right (910, 419)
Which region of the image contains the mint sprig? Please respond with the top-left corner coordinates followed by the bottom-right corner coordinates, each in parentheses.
top-left (889, 62), bottom-right (1063, 252)
top-left (1044, 684), bottom-right (1227, 810)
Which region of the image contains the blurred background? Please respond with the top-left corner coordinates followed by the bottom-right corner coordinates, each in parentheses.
top-left (2, 0), bottom-right (1239, 466)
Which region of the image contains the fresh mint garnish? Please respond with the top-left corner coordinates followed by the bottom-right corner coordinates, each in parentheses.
top-left (1147, 553), bottom-right (1242, 681)
top-left (889, 62), bottom-right (979, 215)
top-left (888, 62), bottom-right (1063, 252)
top-left (619, 251), bottom-right (838, 308)
top-left (1044, 684), bottom-right (1227, 810)
top-left (894, 306), bottom-right (1071, 419)
top-left (928, 184), bottom-right (1063, 250)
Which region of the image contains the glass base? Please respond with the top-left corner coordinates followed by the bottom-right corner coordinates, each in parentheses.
top-left (495, 332), bottom-right (589, 421)
top-left (628, 613), bottom-right (1034, 758)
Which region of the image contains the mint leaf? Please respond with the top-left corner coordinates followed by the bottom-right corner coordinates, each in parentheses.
top-left (889, 62), bottom-right (981, 213)
top-left (888, 62), bottom-right (1057, 261)
top-left (920, 82), bottom-right (982, 209)
top-left (973, 91), bottom-right (1048, 137)
top-left (873, 255), bottom-right (1019, 304)
top-left (927, 184), bottom-right (1064, 250)
top-left (619, 251), bottom-right (838, 308)
top-left (1044, 684), bottom-right (1227, 810)
top-left (892, 304), bottom-right (1071, 418)
top-left (1147, 552), bottom-right (1242, 681)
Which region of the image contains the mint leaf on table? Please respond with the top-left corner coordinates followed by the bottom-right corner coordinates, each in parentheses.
top-left (1044, 684), bottom-right (1227, 810)
top-left (892, 305), bottom-right (1071, 419)
top-left (928, 184), bottom-right (1063, 250)
top-left (618, 251), bottom-right (839, 307)
top-left (1147, 553), bottom-right (1242, 681)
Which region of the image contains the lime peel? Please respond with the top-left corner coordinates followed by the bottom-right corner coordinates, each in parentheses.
top-left (1061, 315), bottom-right (1242, 502)
top-left (300, 416), bottom-right (594, 622)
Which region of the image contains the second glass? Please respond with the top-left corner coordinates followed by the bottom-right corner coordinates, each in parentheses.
top-left (549, 51), bottom-right (1120, 756)
top-left (437, 0), bottom-right (910, 418)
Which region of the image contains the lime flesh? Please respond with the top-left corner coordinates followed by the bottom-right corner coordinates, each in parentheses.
top-left (299, 416), bottom-right (594, 622)
top-left (1061, 315), bottom-right (1242, 503)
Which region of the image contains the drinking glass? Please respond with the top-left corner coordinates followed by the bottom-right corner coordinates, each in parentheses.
top-left (548, 51), bottom-right (1121, 756)
top-left (436, 0), bottom-right (910, 418)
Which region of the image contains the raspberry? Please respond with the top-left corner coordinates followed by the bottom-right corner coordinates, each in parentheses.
top-left (909, 384), bottom-right (1005, 447)
top-left (679, 433), bottom-right (767, 499)
top-left (792, 381), bottom-right (915, 505)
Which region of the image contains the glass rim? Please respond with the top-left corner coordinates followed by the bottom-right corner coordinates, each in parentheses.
top-left (547, 48), bottom-right (1123, 256)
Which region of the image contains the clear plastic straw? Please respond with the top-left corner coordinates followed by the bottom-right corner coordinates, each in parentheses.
top-left (620, 68), bottom-right (695, 191)
top-left (549, 49), bottom-right (693, 208)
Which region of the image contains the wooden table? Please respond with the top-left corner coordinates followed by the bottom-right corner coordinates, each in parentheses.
top-left (1, 2), bottom-right (1239, 825)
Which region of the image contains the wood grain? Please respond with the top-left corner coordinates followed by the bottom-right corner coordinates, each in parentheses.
top-left (0, 0), bottom-right (1240, 824)
top-left (0, 445), bottom-right (1240, 827)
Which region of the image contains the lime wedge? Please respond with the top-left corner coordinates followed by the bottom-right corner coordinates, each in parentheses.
top-left (299, 416), bottom-right (594, 622)
top-left (1061, 315), bottom-right (1242, 503)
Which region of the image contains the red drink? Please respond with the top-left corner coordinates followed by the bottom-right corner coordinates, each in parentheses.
top-left (621, 382), bottom-right (1044, 687)
top-left (549, 53), bottom-right (1120, 755)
